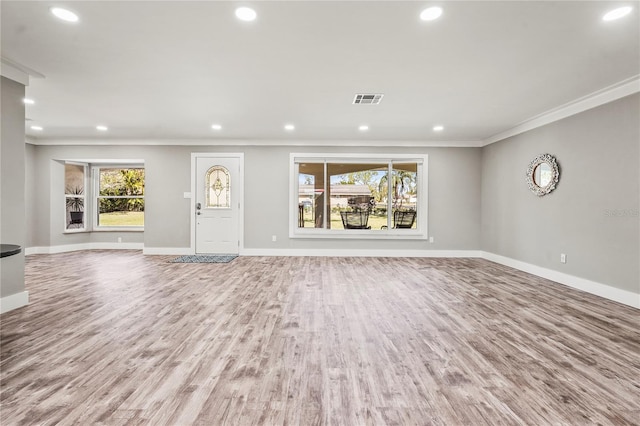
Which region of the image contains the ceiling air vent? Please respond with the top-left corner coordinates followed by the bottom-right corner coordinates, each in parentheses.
top-left (353, 94), bottom-right (384, 105)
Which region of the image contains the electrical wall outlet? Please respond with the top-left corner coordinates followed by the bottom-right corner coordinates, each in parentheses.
top-left (272, 235), bottom-right (277, 242)
top-left (560, 253), bottom-right (566, 263)
top-left (117, 237), bottom-right (122, 243)
top-left (429, 237), bottom-right (434, 243)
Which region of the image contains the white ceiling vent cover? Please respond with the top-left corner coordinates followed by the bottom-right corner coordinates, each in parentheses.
top-left (353, 94), bottom-right (384, 105)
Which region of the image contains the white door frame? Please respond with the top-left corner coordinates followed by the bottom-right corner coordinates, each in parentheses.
top-left (190, 152), bottom-right (245, 255)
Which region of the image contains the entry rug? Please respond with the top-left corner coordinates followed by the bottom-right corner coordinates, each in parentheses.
top-left (170, 254), bottom-right (238, 264)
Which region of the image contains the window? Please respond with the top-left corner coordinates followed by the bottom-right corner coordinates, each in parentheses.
top-left (291, 154), bottom-right (427, 238)
top-left (65, 163), bottom-right (87, 231)
top-left (94, 166), bottom-right (145, 229)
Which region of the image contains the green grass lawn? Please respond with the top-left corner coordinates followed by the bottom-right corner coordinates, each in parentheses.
top-left (99, 211), bottom-right (144, 226)
top-left (329, 214), bottom-right (389, 230)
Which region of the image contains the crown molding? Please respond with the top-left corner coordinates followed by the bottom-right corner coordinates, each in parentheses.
top-left (482, 75), bottom-right (640, 146)
top-left (1, 60), bottom-right (30, 86)
top-left (26, 138), bottom-right (484, 148)
top-left (1, 57), bottom-right (45, 86)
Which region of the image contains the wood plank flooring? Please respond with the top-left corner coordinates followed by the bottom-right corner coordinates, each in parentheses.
top-left (1, 251), bottom-right (639, 425)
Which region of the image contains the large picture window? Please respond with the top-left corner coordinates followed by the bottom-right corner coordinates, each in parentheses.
top-left (94, 166), bottom-right (145, 229)
top-left (291, 154), bottom-right (427, 238)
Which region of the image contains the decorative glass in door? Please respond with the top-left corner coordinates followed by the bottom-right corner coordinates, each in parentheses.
top-left (206, 166), bottom-right (230, 208)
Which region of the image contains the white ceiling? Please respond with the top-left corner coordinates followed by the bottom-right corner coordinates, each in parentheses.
top-left (2, 1), bottom-right (639, 143)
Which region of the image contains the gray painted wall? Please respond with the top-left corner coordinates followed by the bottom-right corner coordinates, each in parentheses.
top-left (1, 77), bottom-right (26, 298)
top-left (28, 144), bottom-right (482, 251)
top-left (481, 93), bottom-right (639, 294)
top-left (25, 143), bottom-right (37, 248)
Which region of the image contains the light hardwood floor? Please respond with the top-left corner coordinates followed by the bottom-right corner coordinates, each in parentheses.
top-left (1, 251), bottom-right (638, 425)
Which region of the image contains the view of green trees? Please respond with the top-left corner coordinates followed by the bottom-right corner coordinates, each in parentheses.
top-left (335, 169), bottom-right (417, 208)
top-left (98, 168), bottom-right (145, 226)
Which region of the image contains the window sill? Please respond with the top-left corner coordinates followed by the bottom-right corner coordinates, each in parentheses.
top-left (64, 228), bottom-right (144, 233)
top-left (290, 229), bottom-right (426, 240)
top-left (64, 229), bottom-right (89, 234)
top-left (93, 227), bottom-right (144, 232)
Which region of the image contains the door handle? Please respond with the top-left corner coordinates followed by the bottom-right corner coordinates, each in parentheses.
top-left (196, 202), bottom-right (201, 215)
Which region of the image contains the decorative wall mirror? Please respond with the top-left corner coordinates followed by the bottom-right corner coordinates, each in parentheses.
top-left (526, 153), bottom-right (559, 196)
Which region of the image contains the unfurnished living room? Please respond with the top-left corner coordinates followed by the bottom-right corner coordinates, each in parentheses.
top-left (1, 1), bottom-right (638, 425)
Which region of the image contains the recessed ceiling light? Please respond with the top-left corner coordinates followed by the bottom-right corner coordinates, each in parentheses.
top-left (50, 7), bottom-right (79, 23)
top-left (284, 124), bottom-right (295, 131)
top-left (235, 7), bottom-right (257, 22)
top-left (211, 124), bottom-right (222, 130)
top-left (23, 98), bottom-right (35, 105)
top-left (603, 6), bottom-right (632, 21)
top-left (31, 125), bottom-right (43, 131)
top-left (359, 125), bottom-right (369, 131)
top-left (96, 125), bottom-right (108, 131)
top-left (420, 6), bottom-right (443, 21)
top-left (433, 125), bottom-right (444, 132)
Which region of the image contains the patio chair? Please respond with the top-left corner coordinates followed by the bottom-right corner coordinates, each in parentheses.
top-left (298, 204), bottom-right (304, 227)
top-left (394, 210), bottom-right (416, 228)
top-left (340, 211), bottom-right (371, 229)
top-left (381, 210), bottom-right (416, 229)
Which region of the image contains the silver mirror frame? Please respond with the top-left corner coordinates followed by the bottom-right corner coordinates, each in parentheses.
top-left (526, 153), bottom-right (559, 196)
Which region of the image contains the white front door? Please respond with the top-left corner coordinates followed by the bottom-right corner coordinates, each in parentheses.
top-left (194, 155), bottom-right (241, 254)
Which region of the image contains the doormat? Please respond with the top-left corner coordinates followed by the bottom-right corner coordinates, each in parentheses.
top-left (170, 255), bottom-right (238, 263)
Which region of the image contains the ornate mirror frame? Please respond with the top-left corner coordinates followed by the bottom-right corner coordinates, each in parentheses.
top-left (526, 153), bottom-right (559, 196)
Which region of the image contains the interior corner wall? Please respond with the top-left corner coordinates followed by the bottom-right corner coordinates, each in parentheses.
top-left (481, 93), bottom-right (640, 296)
top-left (25, 143), bottom-right (38, 248)
top-left (23, 142), bottom-right (49, 248)
top-left (1, 76), bottom-right (26, 301)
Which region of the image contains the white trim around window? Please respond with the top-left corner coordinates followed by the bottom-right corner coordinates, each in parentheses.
top-left (92, 164), bottom-right (145, 232)
top-left (63, 161), bottom-right (88, 233)
top-left (289, 153), bottom-right (428, 239)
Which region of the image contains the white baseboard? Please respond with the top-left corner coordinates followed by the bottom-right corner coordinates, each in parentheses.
top-left (29, 245), bottom-right (242, 256)
top-left (0, 291), bottom-right (29, 314)
top-left (143, 247), bottom-right (192, 255)
top-left (26, 243), bottom-right (143, 255)
top-left (25, 247), bottom-right (47, 255)
top-left (143, 248), bottom-right (481, 257)
top-left (240, 248), bottom-right (482, 258)
top-left (481, 251), bottom-right (640, 309)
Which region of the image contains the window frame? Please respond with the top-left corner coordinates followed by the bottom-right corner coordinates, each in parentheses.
top-left (289, 153), bottom-right (428, 239)
top-left (63, 162), bottom-right (88, 234)
top-left (205, 165), bottom-right (231, 209)
top-left (92, 164), bottom-right (145, 232)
